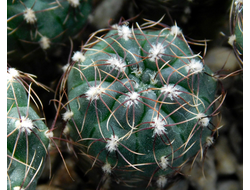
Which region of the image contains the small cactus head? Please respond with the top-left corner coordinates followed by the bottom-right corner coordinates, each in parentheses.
top-left (7, 67), bottom-right (53, 190)
top-left (228, 0), bottom-right (243, 66)
top-left (7, 0), bottom-right (92, 64)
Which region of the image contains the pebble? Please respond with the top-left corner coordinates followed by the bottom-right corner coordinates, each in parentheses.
top-left (204, 47), bottom-right (240, 72)
top-left (182, 150), bottom-right (217, 190)
top-left (214, 136), bottom-right (237, 175)
top-left (167, 179), bottom-right (189, 190)
top-left (36, 185), bottom-right (63, 190)
top-left (88, 0), bottom-right (125, 28)
top-left (236, 164), bottom-right (243, 189)
top-left (217, 180), bottom-right (241, 190)
top-left (50, 157), bottom-right (81, 189)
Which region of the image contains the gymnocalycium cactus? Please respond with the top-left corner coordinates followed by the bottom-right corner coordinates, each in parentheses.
top-left (7, 68), bottom-right (53, 190)
top-left (7, 0), bottom-right (92, 63)
top-left (62, 20), bottom-right (222, 189)
top-left (228, 0), bottom-right (243, 66)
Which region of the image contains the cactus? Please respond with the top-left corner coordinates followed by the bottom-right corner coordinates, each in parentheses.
top-left (60, 20), bottom-right (223, 189)
top-left (7, 0), bottom-right (92, 64)
top-left (228, 0), bottom-right (243, 66)
top-left (7, 67), bottom-right (53, 190)
top-left (62, 20), bottom-right (222, 188)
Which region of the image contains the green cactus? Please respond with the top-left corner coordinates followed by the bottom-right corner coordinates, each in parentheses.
top-left (7, 68), bottom-right (53, 190)
top-left (7, 0), bottom-right (92, 64)
top-left (228, 0), bottom-right (243, 65)
top-left (61, 20), bottom-right (222, 189)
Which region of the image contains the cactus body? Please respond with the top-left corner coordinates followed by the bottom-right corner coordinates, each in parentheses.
top-left (7, 68), bottom-right (51, 190)
top-left (7, 0), bottom-right (92, 63)
top-left (235, 12), bottom-right (243, 55)
top-left (64, 21), bottom-right (218, 189)
top-left (229, 0), bottom-right (243, 65)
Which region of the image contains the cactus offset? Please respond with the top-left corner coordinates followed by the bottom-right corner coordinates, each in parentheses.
top-left (62, 20), bottom-right (222, 189)
top-left (228, 0), bottom-right (243, 65)
top-left (7, 0), bottom-right (92, 64)
top-left (7, 68), bottom-right (52, 190)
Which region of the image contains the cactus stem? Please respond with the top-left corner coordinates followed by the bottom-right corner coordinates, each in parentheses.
top-left (24, 154), bottom-right (44, 190)
top-left (149, 143), bottom-right (193, 188)
top-left (184, 94), bottom-right (223, 151)
top-left (116, 148), bottom-right (144, 172)
top-left (62, 19), bottom-right (223, 188)
top-left (153, 133), bottom-right (174, 168)
top-left (8, 0), bottom-right (59, 35)
top-left (17, 150), bottom-right (37, 190)
top-left (18, 30), bottom-right (67, 59)
top-left (82, 134), bottom-right (146, 172)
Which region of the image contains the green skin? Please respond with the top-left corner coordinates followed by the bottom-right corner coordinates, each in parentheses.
top-left (66, 24), bottom-right (217, 188)
top-left (7, 76), bottom-right (50, 190)
top-left (7, 0), bottom-right (92, 63)
top-left (234, 5), bottom-right (243, 55)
